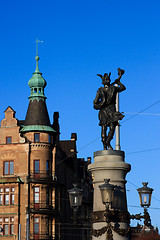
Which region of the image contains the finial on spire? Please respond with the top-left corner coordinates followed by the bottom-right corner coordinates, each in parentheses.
top-left (35, 38), bottom-right (43, 72)
top-left (35, 38), bottom-right (43, 56)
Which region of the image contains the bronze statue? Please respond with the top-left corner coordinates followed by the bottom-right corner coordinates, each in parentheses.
top-left (93, 68), bottom-right (126, 150)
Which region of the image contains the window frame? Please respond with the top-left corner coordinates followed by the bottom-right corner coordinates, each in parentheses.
top-left (10, 224), bottom-right (14, 235)
top-left (3, 161), bottom-right (14, 175)
top-left (4, 194), bottom-right (9, 205)
top-left (34, 133), bottom-right (40, 142)
top-left (0, 186), bottom-right (15, 205)
top-left (6, 137), bottom-right (12, 144)
top-left (10, 194), bottom-right (14, 205)
top-left (34, 187), bottom-right (40, 209)
top-left (34, 160), bottom-right (40, 179)
top-left (46, 160), bottom-right (50, 174)
top-left (0, 217), bottom-right (14, 236)
top-left (3, 224), bottom-right (9, 235)
top-left (48, 135), bottom-right (51, 143)
top-left (0, 195), bottom-right (2, 205)
top-left (33, 217), bottom-right (39, 235)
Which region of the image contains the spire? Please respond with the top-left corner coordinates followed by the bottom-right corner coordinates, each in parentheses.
top-left (35, 55), bottom-right (40, 73)
top-left (21, 51), bottom-right (56, 134)
top-left (28, 54), bottom-right (46, 100)
top-left (35, 39), bottom-right (43, 73)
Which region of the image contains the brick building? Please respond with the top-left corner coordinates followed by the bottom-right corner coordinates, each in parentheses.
top-left (0, 54), bottom-right (92, 239)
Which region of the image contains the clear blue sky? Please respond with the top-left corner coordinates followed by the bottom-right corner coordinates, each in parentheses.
top-left (0, 0), bottom-right (160, 229)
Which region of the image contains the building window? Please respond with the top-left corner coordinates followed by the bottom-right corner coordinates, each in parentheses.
top-left (0, 187), bottom-right (15, 205)
top-left (5, 188), bottom-right (9, 193)
top-left (11, 194), bottom-right (14, 205)
top-left (0, 217), bottom-right (14, 235)
top-left (4, 225), bottom-right (9, 235)
top-left (34, 133), bottom-right (40, 142)
top-left (34, 160), bottom-right (40, 179)
top-left (10, 187), bottom-right (15, 205)
top-left (46, 160), bottom-right (50, 174)
top-left (4, 161), bottom-right (14, 175)
top-left (46, 187), bottom-right (49, 205)
top-left (6, 137), bottom-right (12, 144)
top-left (34, 160), bottom-right (40, 173)
top-left (4, 218), bottom-right (9, 223)
top-left (34, 187), bottom-right (40, 203)
top-left (34, 217), bottom-right (39, 235)
top-left (4, 195), bottom-right (9, 205)
top-left (10, 224), bottom-right (14, 235)
top-left (34, 187), bottom-right (40, 209)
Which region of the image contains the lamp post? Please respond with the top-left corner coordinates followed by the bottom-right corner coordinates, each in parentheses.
top-left (130, 182), bottom-right (154, 232)
top-left (98, 179), bottom-right (115, 240)
top-left (68, 183), bottom-right (83, 224)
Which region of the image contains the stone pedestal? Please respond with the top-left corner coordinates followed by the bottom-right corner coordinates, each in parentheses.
top-left (88, 150), bottom-right (131, 240)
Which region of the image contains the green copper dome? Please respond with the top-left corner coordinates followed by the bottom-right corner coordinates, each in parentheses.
top-left (22, 52), bottom-right (56, 134)
top-left (28, 55), bottom-right (47, 100)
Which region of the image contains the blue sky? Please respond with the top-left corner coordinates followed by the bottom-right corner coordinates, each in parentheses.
top-left (0, 0), bottom-right (160, 229)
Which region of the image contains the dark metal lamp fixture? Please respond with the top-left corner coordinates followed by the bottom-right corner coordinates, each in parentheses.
top-left (130, 182), bottom-right (154, 228)
top-left (68, 183), bottom-right (83, 223)
top-left (99, 179), bottom-right (114, 207)
top-left (137, 182), bottom-right (153, 208)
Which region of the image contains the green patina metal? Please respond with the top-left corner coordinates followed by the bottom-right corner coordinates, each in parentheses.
top-left (28, 55), bottom-right (46, 101)
top-left (21, 53), bottom-right (56, 134)
top-left (0, 213), bottom-right (18, 215)
top-left (20, 125), bottom-right (56, 133)
top-left (0, 176), bottom-right (24, 184)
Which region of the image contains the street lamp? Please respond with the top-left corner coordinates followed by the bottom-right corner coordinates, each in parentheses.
top-left (137, 182), bottom-right (153, 228)
top-left (99, 179), bottom-right (114, 206)
top-left (130, 182), bottom-right (154, 230)
top-left (137, 182), bottom-right (153, 208)
top-left (68, 183), bottom-right (83, 223)
top-left (98, 179), bottom-right (115, 240)
top-left (99, 179), bottom-right (114, 223)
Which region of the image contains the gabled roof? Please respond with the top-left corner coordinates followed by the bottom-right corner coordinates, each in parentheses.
top-left (4, 106), bottom-right (16, 113)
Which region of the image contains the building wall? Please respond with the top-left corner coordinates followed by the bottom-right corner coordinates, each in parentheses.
top-left (0, 107), bottom-right (29, 239)
top-left (0, 107), bottom-right (56, 239)
top-left (0, 107), bottom-right (93, 240)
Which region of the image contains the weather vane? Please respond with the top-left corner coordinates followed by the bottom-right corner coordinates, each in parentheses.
top-left (35, 38), bottom-right (43, 56)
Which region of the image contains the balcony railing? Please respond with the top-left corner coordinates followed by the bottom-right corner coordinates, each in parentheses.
top-left (29, 202), bottom-right (56, 215)
top-left (30, 233), bottom-right (54, 240)
top-left (28, 171), bottom-right (57, 183)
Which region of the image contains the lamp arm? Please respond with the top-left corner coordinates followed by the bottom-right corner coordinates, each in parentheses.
top-left (130, 213), bottom-right (142, 220)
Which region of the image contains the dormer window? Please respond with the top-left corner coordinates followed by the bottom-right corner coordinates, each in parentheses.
top-left (34, 133), bottom-right (40, 142)
top-left (6, 137), bottom-right (12, 144)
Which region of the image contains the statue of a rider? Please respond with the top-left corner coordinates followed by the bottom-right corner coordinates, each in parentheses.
top-left (93, 68), bottom-right (126, 150)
